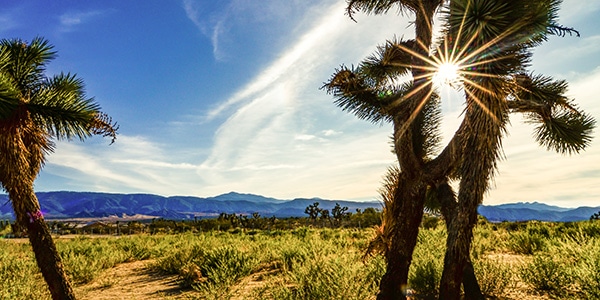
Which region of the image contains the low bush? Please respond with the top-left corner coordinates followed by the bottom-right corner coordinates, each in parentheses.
top-left (520, 254), bottom-right (572, 296)
top-left (507, 231), bottom-right (545, 255)
top-left (474, 258), bottom-right (514, 297)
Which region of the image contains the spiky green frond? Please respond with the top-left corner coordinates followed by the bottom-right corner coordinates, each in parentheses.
top-left (447, 0), bottom-right (564, 46)
top-left (0, 37), bottom-right (56, 94)
top-left (28, 72), bottom-right (101, 141)
top-left (507, 72), bottom-right (596, 154)
top-left (509, 73), bottom-right (570, 112)
top-left (528, 108), bottom-right (595, 155)
top-left (0, 75), bottom-right (19, 119)
top-left (346, 0), bottom-right (414, 20)
top-left (413, 91), bottom-right (442, 160)
top-left (88, 112), bottom-right (119, 144)
top-left (0, 37), bottom-right (118, 144)
top-left (323, 66), bottom-right (398, 123)
top-left (448, 0), bottom-right (512, 42)
top-left (547, 24), bottom-right (579, 37)
top-left (360, 39), bottom-right (414, 85)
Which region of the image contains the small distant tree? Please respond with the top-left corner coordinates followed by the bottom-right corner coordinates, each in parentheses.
top-left (250, 212), bottom-right (262, 229)
top-left (332, 203), bottom-right (349, 226)
top-left (591, 211), bottom-right (600, 221)
top-left (304, 202), bottom-right (322, 224)
top-left (320, 209), bottom-right (331, 227)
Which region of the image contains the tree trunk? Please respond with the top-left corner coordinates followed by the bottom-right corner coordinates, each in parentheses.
top-left (377, 177), bottom-right (426, 300)
top-left (10, 187), bottom-right (76, 300)
top-left (439, 206), bottom-right (476, 300)
top-left (437, 182), bottom-right (483, 300)
top-left (439, 78), bottom-right (506, 299)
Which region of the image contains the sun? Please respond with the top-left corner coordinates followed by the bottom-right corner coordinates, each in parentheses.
top-left (432, 62), bottom-right (462, 88)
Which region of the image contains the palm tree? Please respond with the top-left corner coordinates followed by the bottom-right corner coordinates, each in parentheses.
top-left (0, 37), bottom-right (117, 300)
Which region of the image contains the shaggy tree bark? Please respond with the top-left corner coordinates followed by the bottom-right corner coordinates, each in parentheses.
top-left (377, 3), bottom-right (440, 298)
top-left (377, 176), bottom-right (427, 299)
top-left (439, 81), bottom-right (507, 299)
top-left (437, 181), bottom-right (484, 300)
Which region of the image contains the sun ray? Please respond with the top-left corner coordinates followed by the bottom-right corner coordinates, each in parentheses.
top-left (395, 82), bottom-right (437, 141)
top-left (463, 86), bottom-right (500, 125)
top-left (374, 1), bottom-right (541, 134)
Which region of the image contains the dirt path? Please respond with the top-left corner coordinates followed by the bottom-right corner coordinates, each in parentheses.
top-left (74, 260), bottom-right (272, 300)
top-left (75, 260), bottom-right (198, 300)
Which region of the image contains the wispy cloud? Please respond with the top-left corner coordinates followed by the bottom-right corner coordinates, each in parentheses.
top-left (38, 1), bottom-right (599, 206)
top-left (0, 13), bottom-right (17, 33)
top-left (40, 1), bottom-right (410, 200)
top-left (556, 0), bottom-right (600, 24)
top-left (58, 10), bottom-right (109, 31)
top-left (182, 0), bottom-right (230, 61)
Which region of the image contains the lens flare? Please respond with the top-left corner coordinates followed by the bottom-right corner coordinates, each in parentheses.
top-left (433, 62), bottom-right (461, 87)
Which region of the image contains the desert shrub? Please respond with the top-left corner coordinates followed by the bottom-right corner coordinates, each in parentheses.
top-left (152, 243), bottom-right (205, 278)
top-left (526, 222), bottom-right (551, 238)
top-left (508, 231), bottom-right (545, 255)
top-left (473, 258), bottom-right (514, 297)
top-left (280, 247), bottom-right (310, 272)
top-left (200, 246), bottom-right (258, 287)
top-left (291, 226), bottom-right (311, 239)
top-left (266, 253), bottom-right (384, 300)
top-left (421, 215), bottom-right (440, 230)
top-left (572, 236), bottom-right (600, 299)
top-left (408, 227), bottom-right (445, 296)
top-left (59, 237), bottom-right (130, 284)
top-left (409, 259), bottom-right (440, 296)
top-left (520, 254), bottom-right (572, 296)
top-left (319, 228), bottom-right (335, 240)
top-left (0, 243), bottom-right (50, 300)
top-left (471, 225), bottom-right (506, 258)
top-left (555, 221), bottom-right (580, 238)
top-left (577, 254), bottom-right (600, 299)
top-left (580, 221), bottom-right (600, 238)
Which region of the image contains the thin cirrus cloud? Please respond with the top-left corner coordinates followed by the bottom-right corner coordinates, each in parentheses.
top-left (40, 0), bottom-right (409, 200)
top-left (38, 1), bottom-right (598, 205)
top-left (43, 135), bottom-right (207, 196)
top-left (182, 0), bottom-right (231, 61)
top-left (58, 10), bottom-right (110, 31)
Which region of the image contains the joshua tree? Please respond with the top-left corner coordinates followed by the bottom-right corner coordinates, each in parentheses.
top-left (0, 37), bottom-right (117, 300)
top-left (304, 201), bottom-right (322, 224)
top-left (438, 1), bottom-right (593, 297)
top-left (325, 0), bottom-right (594, 299)
top-left (332, 202), bottom-right (349, 225)
top-left (326, 1), bottom-right (446, 297)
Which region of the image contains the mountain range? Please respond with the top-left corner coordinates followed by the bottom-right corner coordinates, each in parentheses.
top-left (0, 191), bottom-right (598, 222)
top-left (0, 191), bottom-right (380, 220)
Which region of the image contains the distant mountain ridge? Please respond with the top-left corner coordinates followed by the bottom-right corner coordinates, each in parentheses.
top-left (0, 191), bottom-right (381, 220)
top-left (0, 191), bottom-right (597, 222)
top-left (477, 202), bottom-right (600, 222)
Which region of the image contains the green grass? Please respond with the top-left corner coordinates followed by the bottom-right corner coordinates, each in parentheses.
top-left (1, 220), bottom-right (599, 299)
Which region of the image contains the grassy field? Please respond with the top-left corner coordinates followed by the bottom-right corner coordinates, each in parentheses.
top-left (1, 219), bottom-right (599, 299)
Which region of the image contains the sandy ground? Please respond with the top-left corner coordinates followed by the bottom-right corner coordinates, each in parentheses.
top-left (74, 260), bottom-right (198, 300)
top-left (73, 260), bottom-right (273, 300)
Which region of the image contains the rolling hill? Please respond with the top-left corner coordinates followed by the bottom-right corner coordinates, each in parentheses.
top-left (0, 192), bottom-right (597, 222)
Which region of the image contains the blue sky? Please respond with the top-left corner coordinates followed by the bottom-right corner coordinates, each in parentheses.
top-left (2, 0), bottom-right (599, 207)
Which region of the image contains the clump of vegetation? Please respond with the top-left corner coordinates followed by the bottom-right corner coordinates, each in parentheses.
top-left (474, 258), bottom-right (515, 297)
top-left (1, 220), bottom-right (600, 299)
